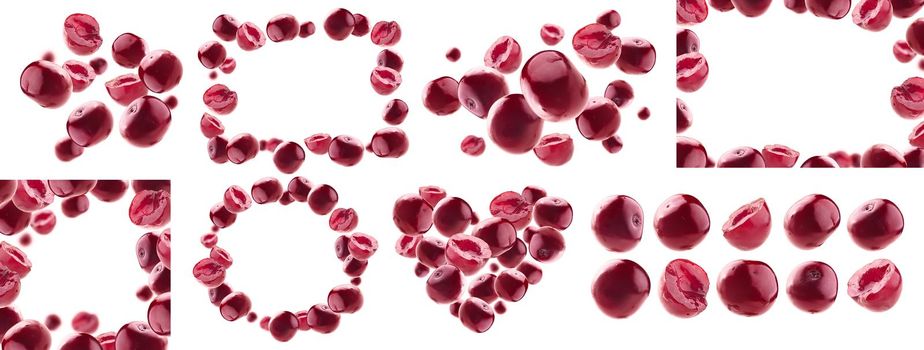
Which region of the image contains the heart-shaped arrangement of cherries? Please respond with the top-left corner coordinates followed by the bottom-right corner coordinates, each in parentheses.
top-left (0, 179), bottom-right (171, 349)
top-left (392, 185), bottom-right (571, 332)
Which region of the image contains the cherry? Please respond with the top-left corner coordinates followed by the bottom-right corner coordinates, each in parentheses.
top-left (785, 0), bottom-right (809, 12)
top-left (606, 134), bottom-right (625, 152)
top-left (596, 9), bottom-right (622, 29)
top-left (306, 304), bottom-right (340, 334)
top-left (446, 234), bottom-right (491, 275)
top-left (485, 36), bottom-right (523, 74)
top-left (71, 312), bottom-right (99, 334)
top-left (848, 259), bottom-right (902, 311)
top-left (0, 242), bottom-right (31, 277)
top-left (347, 233), bottom-right (378, 261)
top-left (395, 234), bottom-right (420, 258)
top-left (0, 268), bottom-right (21, 307)
top-left (893, 0), bottom-right (924, 18)
top-left (212, 14), bottom-right (239, 41)
top-left (1, 320), bottom-right (51, 350)
top-left (198, 41), bottom-right (227, 70)
top-left (801, 155), bottom-right (839, 167)
top-left (146, 293), bottom-right (170, 336)
top-left (605, 80), bottom-right (634, 108)
top-left (891, 77), bottom-right (924, 119)
top-left (324, 8), bottom-right (355, 40)
top-left (20, 60), bottom-right (72, 108)
top-left (328, 284), bottom-right (363, 314)
top-left (266, 14), bottom-right (298, 42)
top-left (592, 260), bottom-right (650, 318)
top-left (235, 22), bottom-right (266, 51)
top-left (762, 144), bottom-right (800, 167)
top-left (711, 0), bottom-right (737, 11)
top-left (904, 147), bottom-right (924, 166)
top-left (224, 133), bottom-right (258, 164)
top-left (418, 186), bottom-right (447, 207)
top-left (64, 14), bottom-right (102, 55)
top-left (109, 33), bottom-right (147, 70)
top-left (219, 292), bottom-right (251, 321)
top-left (495, 270), bottom-right (529, 302)
top-left (521, 186), bottom-right (547, 205)
top-left (369, 67), bottom-right (402, 95)
top-left (677, 52), bottom-right (709, 92)
top-left (48, 180), bottom-right (96, 198)
top-left (787, 261), bottom-right (837, 313)
top-left (352, 14), bottom-right (370, 36)
top-left (446, 47), bottom-right (461, 62)
top-left (55, 138), bottom-right (84, 162)
top-left (299, 21), bottom-right (317, 38)
top-left (193, 258), bottom-right (226, 288)
top-left (329, 208), bottom-right (358, 232)
top-left (370, 21), bottom-right (401, 46)
top-left (862, 144), bottom-right (907, 167)
top-left (251, 177), bottom-right (283, 204)
top-left (129, 190), bottom-right (170, 228)
top-left (853, 0), bottom-right (893, 31)
top-left (717, 146), bottom-right (766, 167)
top-left (722, 198), bottom-right (771, 251)
top-left (115, 322), bottom-right (166, 350)
top-left (66, 101), bottom-right (113, 147)
top-left (521, 50), bottom-right (588, 121)
top-left (416, 237), bottom-right (447, 269)
top-left (460, 136), bottom-right (486, 156)
top-left (487, 94), bottom-right (545, 154)
top-left (489, 191), bottom-right (531, 230)
top-left (368, 127), bottom-right (409, 158)
top-left (105, 74), bottom-right (147, 106)
top-left (29, 210), bottom-right (55, 235)
top-left (269, 142), bottom-right (305, 174)
top-left (209, 246), bottom-right (232, 268)
top-left (308, 184), bottom-right (339, 215)
top-left (89, 58), bottom-right (107, 75)
top-left (0, 307), bottom-right (21, 336)
top-left (592, 195), bottom-right (644, 252)
top-left (807, 0), bottom-right (852, 19)
top-left (731, 0), bottom-right (773, 16)
top-left (617, 38), bottom-right (656, 74)
top-left (219, 58), bottom-right (236, 73)
top-left (304, 133), bottom-right (332, 155)
top-left (847, 199), bottom-right (903, 250)
top-left (148, 263), bottom-right (170, 294)
top-left (138, 50), bottom-right (182, 93)
top-left (433, 197), bottom-right (473, 236)
top-left (264, 312), bottom-right (298, 342)
top-left (90, 180), bottom-right (127, 202)
top-left (136, 232), bottom-right (161, 273)
top-left (471, 218), bottom-right (517, 256)
top-left (202, 84), bottom-right (237, 115)
top-left (678, 0), bottom-right (709, 24)
top-left (717, 260), bottom-right (778, 316)
top-left (422, 77), bottom-right (461, 116)
top-left (12, 180), bottom-right (53, 212)
top-left (97, 332), bottom-right (116, 350)
top-left (120, 96), bottom-right (172, 147)
top-left (376, 49), bottom-right (404, 72)
top-left (426, 265), bottom-right (463, 303)
top-left (534, 134), bottom-right (574, 166)
top-left (533, 196), bottom-right (573, 230)
top-left (576, 97), bottom-right (621, 141)
top-left (379, 99), bottom-right (410, 126)
top-left (328, 135), bottom-right (364, 166)
top-left (654, 194), bottom-right (710, 250)
top-left (571, 23), bottom-right (622, 69)
top-left (784, 194), bottom-right (840, 249)
top-left (677, 30), bottom-right (700, 58)
top-left (457, 68), bottom-right (509, 119)
top-left (61, 195), bottom-right (89, 218)
top-left (62, 60), bottom-right (95, 92)
top-left (393, 194), bottom-right (434, 235)
top-left (910, 120), bottom-right (924, 147)
top-left (60, 333), bottom-right (102, 350)
top-left (539, 24), bottom-right (564, 45)
top-left (459, 297), bottom-right (494, 333)
top-left (527, 226), bottom-right (565, 262)
top-left (660, 259), bottom-right (709, 318)
top-left (0, 201), bottom-right (30, 236)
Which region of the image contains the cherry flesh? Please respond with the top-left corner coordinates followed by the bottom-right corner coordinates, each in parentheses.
top-left (678, 0), bottom-right (709, 24)
top-left (64, 14), bottom-right (102, 55)
top-left (762, 144), bottom-right (800, 167)
top-left (446, 234), bottom-right (491, 275)
top-left (484, 36), bottom-right (522, 74)
top-left (533, 133), bottom-right (574, 166)
top-left (660, 259), bottom-right (709, 318)
top-left (848, 259), bottom-right (902, 311)
top-left (572, 24), bottom-right (622, 68)
top-left (539, 24), bottom-right (564, 45)
top-left (853, 0), bottom-right (893, 31)
top-left (722, 198), bottom-right (771, 251)
top-left (677, 52), bottom-right (709, 92)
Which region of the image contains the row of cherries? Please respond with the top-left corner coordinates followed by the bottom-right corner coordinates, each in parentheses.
top-left (197, 176), bottom-right (373, 342)
top-left (392, 185), bottom-right (570, 332)
top-left (0, 180), bottom-right (172, 350)
top-left (20, 14), bottom-right (183, 161)
top-left (592, 258), bottom-right (902, 318)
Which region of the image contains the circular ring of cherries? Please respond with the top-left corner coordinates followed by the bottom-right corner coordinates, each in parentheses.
top-left (198, 9), bottom-right (412, 172)
top-left (677, 0), bottom-right (924, 168)
top-left (195, 176), bottom-right (376, 342)
top-left (0, 180), bottom-right (172, 350)
top-left (589, 193), bottom-right (903, 319)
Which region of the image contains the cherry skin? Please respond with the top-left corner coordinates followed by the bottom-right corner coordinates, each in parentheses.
top-left (807, 0), bottom-right (853, 19)
top-left (660, 259), bottom-right (709, 318)
top-left (605, 80), bottom-right (634, 108)
top-left (115, 321), bottom-right (166, 350)
top-left (487, 94), bottom-right (545, 154)
top-left (147, 293), bottom-right (170, 335)
top-left (494, 270), bottom-right (529, 302)
top-left (571, 24), bottom-right (622, 68)
top-left (433, 197), bottom-right (474, 236)
top-left (138, 50), bottom-right (182, 93)
top-left (269, 311), bottom-right (298, 342)
top-left (677, 136), bottom-right (709, 168)
top-left (112, 33), bottom-right (147, 68)
top-left (617, 38), bottom-right (656, 74)
top-left (592, 195), bottom-right (644, 252)
top-left (392, 194), bottom-right (433, 235)
top-left (520, 50), bottom-right (589, 121)
top-left (848, 259), bottom-right (902, 311)
top-left (893, 0), bottom-right (924, 18)
top-left (121, 96), bottom-right (172, 147)
top-left (422, 77), bottom-right (460, 116)
top-left (63, 13), bottom-right (102, 55)
top-left (592, 259), bottom-right (650, 318)
top-left (426, 265), bottom-right (463, 303)
top-left (576, 97), bottom-right (621, 141)
top-left (597, 9), bottom-right (622, 29)
top-left (526, 226), bottom-right (565, 262)
top-left (415, 237), bottom-right (447, 268)
top-left (678, 0), bottom-right (709, 24)
top-left (457, 67), bottom-right (509, 118)
top-left (762, 144), bottom-right (800, 167)
top-left (677, 29), bottom-right (700, 57)
top-left (533, 196), bottom-right (573, 230)
top-left (801, 155), bottom-right (839, 168)
top-left (446, 234), bottom-right (491, 275)
top-left (1, 320), bottom-right (51, 350)
top-left (219, 292), bottom-right (251, 321)
top-left (677, 52), bottom-right (709, 92)
top-left (653, 194), bottom-right (710, 251)
top-left (717, 260), bottom-right (778, 316)
top-left (717, 147), bottom-right (766, 167)
top-left (306, 304), bottom-right (340, 334)
top-left (328, 284), bottom-right (364, 313)
top-left (784, 194), bottom-right (840, 249)
top-left (484, 36), bottom-right (522, 74)
top-left (787, 261), bottom-right (838, 313)
top-left (60, 333), bottom-right (102, 350)
top-left (266, 14), bottom-right (299, 42)
top-left (853, 0), bottom-right (893, 31)
top-left (861, 144), bottom-right (907, 167)
top-left (722, 198), bottom-right (771, 251)
top-left (0, 307), bottom-right (22, 339)
top-left (471, 218), bottom-right (517, 256)
top-left (328, 135), bottom-right (364, 166)
top-left (20, 60), bottom-right (72, 108)
top-left (731, 0), bottom-right (773, 16)
top-left (459, 297), bottom-right (494, 333)
top-left (847, 199), bottom-right (904, 250)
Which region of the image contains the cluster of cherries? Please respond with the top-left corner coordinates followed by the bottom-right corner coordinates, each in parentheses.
top-left (676, 0), bottom-right (924, 167)
top-left (195, 176), bottom-right (375, 342)
top-left (421, 9), bottom-right (655, 164)
top-left (392, 185), bottom-right (572, 332)
top-left (0, 179), bottom-right (172, 350)
top-left (19, 14), bottom-right (182, 162)
top-left (199, 9), bottom-right (411, 173)
top-left (589, 193), bottom-right (903, 318)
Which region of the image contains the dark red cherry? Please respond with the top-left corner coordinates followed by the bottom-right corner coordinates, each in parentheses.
top-left (212, 14), bottom-right (239, 41)
top-left (457, 68), bottom-right (509, 118)
top-left (219, 292), bottom-right (251, 321)
top-left (853, 0), bottom-right (893, 31)
top-left (267, 312), bottom-right (298, 342)
top-left (848, 259), bottom-right (902, 311)
top-left (785, 0), bottom-right (809, 12)
top-left (368, 127), bottom-right (409, 158)
top-left (60, 333), bottom-right (102, 350)
top-left (592, 259), bottom-right (650, 318)
top-left (0, 181), bottom-right (17, 206)
top-left (654, 194), bottom-right (710, 250)
top-left (677, 52), bottom-right (709, 92)
top-left (67, 101), bottom-right (113, 147)
top-left (676, 98), bottom-right (692, 133)
top-left (527, 226), bottom-right (565, 262)
top-left (115, 322), bottom-right (166, 350)
top-left (617, 38), bottom-right (656, 75)
top-left (660, 259), bottom-right (709, 318)
top-left (382, 99), bottom-right (409, 125)
top-left (576, 97), bottom-right (620, 141)
top-left (784, 194), bottom-right (840, 249)
top-left (393, 194), bottom-right (433, 235)
top-left (306, 304), bottom-right (340, 334)
top-left (120, 96), bottom-right (171, 147)
top-left (147, 293), bottom-right (170, 335)
top-left (722, 198), bottom-right (771, 251)
top-left (533, 196), bottom-right (572, 230)
top-left (328, 135), bottom-right (364, 166)
top-left (0, 206), bottom-right (30, 237)
top-left (484, 36), bottom-right (522, 74)
top-left (891, 77), bottom-right (924, 119)
top-left (55, 138), bottom-right (84, 162)
top-left (422, 77), bottom-right (460, 116)
top-left (198, 41), bottom-right (227, 69)
top-left (495, 238), bottom-right (526, 269)
top-left (351, 14), bottom-right (369, 37)
top-left (266, 14), bottom-right (298, 42)
top-left (677, 136), bottom-right (709, 167)
top-left (105, 74), bottom-right (147, 106)
top-left (1, 320), bottom-right (51, 350)
top-left (416, 237), bottom-right (447, 268)
top-left (893, 0), bottom-right (924, 18)
top-left (787, 261), bottom-right (837, 313)
top-left (862, 144), bottom-right (907, 167)
top-left (520, 50), bottom-right (588, 121)
top-left (20, 60), bottom-right (72, 108)
top-left (324, 8), bottom-right (355, 40)
top-left (533, 133), bottom-right (574, 166)
top-left (112, 33), bottom-right (147, 68)
top-left (0, 307), bottom-right (22, 336)
top-left (471, 218), bottom-right (517, 256)
top-left (61, 195), bottom-right (89, 218)
top-left (731, 0), bottom-right (773, 16)
top-left (12, 180), bottom-right (53, 212)
top-left (717, 146), bottom-right (766, 167)
top-left (64, 14), bottom-right (102, 55)
top-left (597, 9), bottom-right (622, 29)
top-left (711, 0), bottom-right (736, 11)
top-left (376, 49), bottom-right (404, 72)
top-left (446, 234), bottom-right (491, 275)
top-left (272, 142), bottom-right (305, 174)
top-left (592, 195), bottom-right (643, 252)
top-left (904, 147), bottom-right (924, 166)
top-left (308, 184), bottom-right (338, 215)
top-left (138, 50), bottom-right (182, 93)
top-left (426, 265), bottom-right (463, 303)
top-left (801, 155), bottom-right (839, 167)
top-left (516, 261), bottom-right (543, 285)
top-left (847, 199), bottom-right (903, 250)
top-left (539, 24), bottom-right (564, 45)
top-left (605, 80), bottom-right (634, 108)
top-left (433, 197), bottom-right (473, 236)
top-left (224, 133), bottom-right (257, 164)
top-left (135, 232), bottom-right (161, 273)
top-left (572, 24), bottom-right (621, 68)
top-left (328, 284), bottom-right (363, 314)
top-left (148, 263), bottom-right (170, 294)
top-left (678, 0), bottom-right (709, 24)
top-left (89, 58), bottom-right (107, 75)
top-left (459, 297), bottom-right (494, 333)
top-left (487, 94), bottom-right (544, 154)
top-left (677, 29), bottom-right (700, 56)
top-left (47, 180), bottom-right (96, 198)
top-left (62, 60), bottom-right (95, 92)
top-left (467, 274), bottom-right (498, 303)
top-left (90, 180), bottom-right (127, 202)
top-left (718, 260), bottom-right (778, 316)
top-left (807, 0), bottom-right (852, 19)
top-left (299, 21), bottom-right (316, 38)
top-left (762, 144), bottom-right (800, 167)
top-left (495, 270), bottom-right (529, 302)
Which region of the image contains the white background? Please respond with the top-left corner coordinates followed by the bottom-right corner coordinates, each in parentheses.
top-left (0, 1), bottom-right (921, 349)
top-left (679, 3), bottom-right (923, 161)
